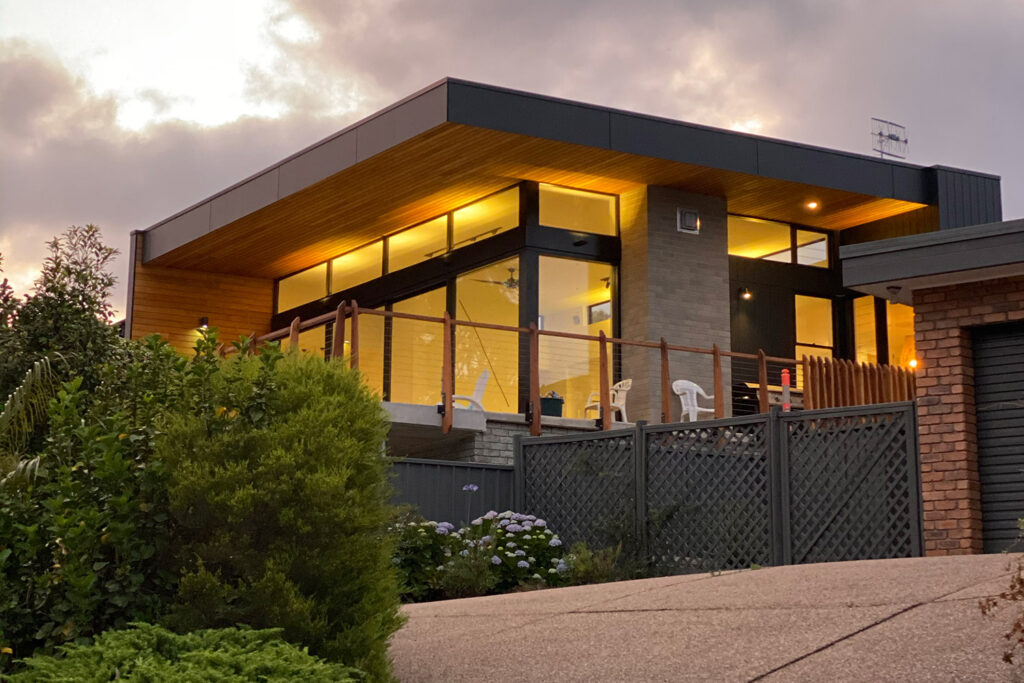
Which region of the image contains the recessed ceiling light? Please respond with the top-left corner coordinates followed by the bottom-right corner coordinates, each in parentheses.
top-left (806, 201), bottom-right (819, 210)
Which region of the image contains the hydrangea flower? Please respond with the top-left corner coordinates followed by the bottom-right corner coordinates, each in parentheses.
top-left (498, 511), bottom-right (513, 519)
top-left (435, 527), bottom-right (449, 535)
top-left (506, 524), bottom-right (524, 533)
top-left (549, 538), bottom-right (562, 547)
top-left (535, 519), bottom-right (547, 528)
top-left (481, 535), bottom-right (492, 544)
top-left (532, 573), bottom-right (542, 580)
top-left (506, 541), bottom-right (517, 549)
top-left (526, 514), bottom-right (537, 522)
top-left (512, 513), bottom-right (526, 522)
top-left (556, 561), bottom-right (568, 573)
top-left (460, 549), bottom-right (470, 557)
top-left (484, 510), bottom-right (498, 520)
top-left (522, 534), bottom-right (532, 539)
top-left (517, 560), bottom-right (530, 569)
top-left (462, 483), bottom-right (479, 492)
top-left (498, 519), bottom-right (511, 528)
top-left (514, 549), bottom-right (526, 557)
top-left (491, 555), bottom-right (502, 565)
top-left (548, 568), bottom-right (557, 574)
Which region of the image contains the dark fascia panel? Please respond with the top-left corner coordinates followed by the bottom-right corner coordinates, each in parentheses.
top-left (142, 77), bottom-right (998, 263)
top-left (841, 218), bottom-right (1024, 289)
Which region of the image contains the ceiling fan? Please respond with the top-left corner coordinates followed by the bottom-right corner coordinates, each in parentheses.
top-left (470, 267), bottom-right (519, 290)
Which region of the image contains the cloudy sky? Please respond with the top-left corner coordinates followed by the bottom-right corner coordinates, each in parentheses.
top-left (1, 0), bottom-right (1022, 317)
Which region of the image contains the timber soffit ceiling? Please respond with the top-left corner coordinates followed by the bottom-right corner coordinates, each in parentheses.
top-left (140, 77), bottom-right (994, 280)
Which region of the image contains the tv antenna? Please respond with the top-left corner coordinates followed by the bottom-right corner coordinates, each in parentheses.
top-left (871, 118), bottom-right (909, 159)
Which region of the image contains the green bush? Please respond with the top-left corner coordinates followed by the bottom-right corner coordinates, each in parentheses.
top-left (0, 374), bottom-right (176, 661)
top-left (393, 511), bottom-right (573, 601)
top-left (159, 339), bottom-right (401, 681)
top-left (6, 623), bottom-right (361, 682)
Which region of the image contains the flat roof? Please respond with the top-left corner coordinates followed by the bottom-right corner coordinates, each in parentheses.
top-left (841, 218), bottom-right (1024, 303)
top-left (139, 78), bottom-right (997, 278)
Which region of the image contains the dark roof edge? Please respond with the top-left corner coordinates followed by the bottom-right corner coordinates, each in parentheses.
top-left (841, 217), bottom-right (1024, 259)
top-left (139, 78), bottom-right (452, 234)
top-left (446, 78), bottom-right (1001, 178)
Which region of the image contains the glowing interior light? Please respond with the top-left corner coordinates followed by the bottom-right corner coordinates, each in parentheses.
top-left (908, 359), bottom-right (919, 369)
top-left (806, 201), bottom-right (819, 210)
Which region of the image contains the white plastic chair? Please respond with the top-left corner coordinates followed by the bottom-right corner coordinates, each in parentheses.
top-left (584, 379), bottom-right (632, 422)
top-left (672, 379), bottom-right (715, 422)
top-left (453, 370), bottom-right (490, 411)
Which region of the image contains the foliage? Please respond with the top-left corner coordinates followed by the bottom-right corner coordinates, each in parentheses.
top-left (392, 510), bottom-right (572, 602)
top-left (980, 520), bottom-right (1024, 665)
top-left (5, 623), bottom-right (362, 682)
top-left (0, 375), bottom-right (175, 665)
top-left (159, 334), bottom-right (400, 681)
top-left (0, 225), bottom-right (120, 430)
top-left (564, 542), bottom-right (625, 586)
top-left (1, 358), bottom-right (60, 466)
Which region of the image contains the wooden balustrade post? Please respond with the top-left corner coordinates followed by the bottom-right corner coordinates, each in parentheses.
top-left (712, 344), bottom-right (724, 418)
top-left (660, 338), bottom-right (671, 423)
top-left (349, 300), bottom-right (360, 371)
top-left (441, 311), bottom-right (453, 434)
top-left (802, 356), bottom-right (812, 410)
top-left (757, 349), bottom-right (769, 414)
top-left (289, 317), bottom-right (300, 348)
top-left (331, 302), bottom-right (347, 360)
top-left (529, 324), bottom-right (541, 436)
top-left (599, 331), bottom-right (611, 430)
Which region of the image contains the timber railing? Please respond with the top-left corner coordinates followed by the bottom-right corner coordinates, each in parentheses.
top-left (220, 302), bottom-right (915, 436)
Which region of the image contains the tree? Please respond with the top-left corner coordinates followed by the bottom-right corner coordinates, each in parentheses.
top-left (0, 225), bottom-right (120, 401)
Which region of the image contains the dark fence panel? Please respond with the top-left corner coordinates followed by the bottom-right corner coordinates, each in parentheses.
top-left (515, 429), bottom-right (637, 550)
top-left (781, 403), bottom-right (922, 564)
top-left (645, 416), bottom-right (773, 573)
top-left (390, 458), bottom-right (513, 524)
top-left (517, 403), bottom-right (922, 574)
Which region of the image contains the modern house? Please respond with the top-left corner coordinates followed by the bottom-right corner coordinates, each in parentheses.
top-left (125, 78), bottom-right (1002, 466)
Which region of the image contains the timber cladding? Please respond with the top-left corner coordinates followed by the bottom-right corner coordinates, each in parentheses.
top-left (130, 262), bottom-right (274, 355)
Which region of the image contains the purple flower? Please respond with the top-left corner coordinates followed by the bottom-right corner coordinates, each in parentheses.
top-left (484, 511), bottom-right (497, 520)
top-left (506, 524), bottom-right (524, 533)
top-left (506, 541), bottom-right (517, 548)
top-left (435, 527), bottom-right (449, 535)
top-left (514, 549), bottom-right (526, 557)
top-left (517, 560), bottom-right (530, 569)
top-left (548, 538), bottom-right (562, 547)
top-left (471, 518), bottom-right (483, 526)
top-left (481, 535), bottom-right (492, 544)
top-left (462, 483), bottom-right (479, 492)
top-left (460, 549), bottom-right (469, 557)
top-left (498, 519), bottom-right (511, 527)
top-left (556, 561), bottom-right (568, 573)
top-left (491, 555), bottom-right (502, 565)
top-left (534, 519), bottom-right (547, 528)
top-left (512, 513), bottom-right (526, 522)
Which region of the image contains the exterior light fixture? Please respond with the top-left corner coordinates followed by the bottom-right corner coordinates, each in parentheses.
top-left (739, 287), bottom-right (753, 301)
top-left (199, 316), bottom-right (209, 329)
top-left (908, 359), bottom-right (919, 369)
top-left (806, 201), bottom-right (819, 210)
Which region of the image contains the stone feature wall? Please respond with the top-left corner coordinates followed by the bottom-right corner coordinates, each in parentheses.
top-left (620, 186), bottom-right (732, 422)
top-left (913, 274), bottom-right (1024, 555)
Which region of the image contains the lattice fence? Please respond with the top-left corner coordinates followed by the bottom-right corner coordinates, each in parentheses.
top-left (516, 402), bottom-right (921, 574)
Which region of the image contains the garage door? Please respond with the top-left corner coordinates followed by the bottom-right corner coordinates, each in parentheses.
top-left (973, 322), bottom-right (1024, 553)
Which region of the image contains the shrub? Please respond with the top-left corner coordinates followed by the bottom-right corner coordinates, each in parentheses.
top-left (5, 623), bottom-right (362, 682)
top-left (392, 511), bottom-right (572, 601)
top-left (159, 340), bottom-right (401, 680)
top-left (0, 375), bottom-right (176, 662)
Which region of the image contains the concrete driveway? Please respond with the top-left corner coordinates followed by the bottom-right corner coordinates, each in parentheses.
top-left (391, 554), bottom-right (1023, 682)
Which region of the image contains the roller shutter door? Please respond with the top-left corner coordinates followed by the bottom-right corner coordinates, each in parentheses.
top-left (973, 322), bottom-right (1024, 553)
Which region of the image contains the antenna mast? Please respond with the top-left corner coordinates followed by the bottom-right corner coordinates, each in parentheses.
top-left (871, 118), bottom-right (909, 159)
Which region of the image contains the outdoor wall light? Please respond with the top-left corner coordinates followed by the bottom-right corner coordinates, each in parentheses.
top-left (908, 359), bottom-right (919, 369)
top-left (739, 287), bottom-right (753, 301)
top-left (806, 200), bottom-right (820, 210)
top-left (198, 316), bottom-right (209, 329)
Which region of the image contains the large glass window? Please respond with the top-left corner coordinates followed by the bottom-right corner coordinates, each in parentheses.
top-left (854, 296), bottom-right (878, 364)
top-left (282, 326), bottom-right (327, 357)
top-left (728, 216), bottom-right (829, 268)
top-left (331, 241), bottom-right (383, 294)
top-left (887, 302), bottom-right (917, 368)
top-left (455, 257), bottom-right (520, 413)
top-left (390, 287), bottom-right (447, 405)
top-left (728, 216), bottom-right (792, 262)
top-left (539, 184), bottom-right (616, 236)
top-left (452, 187), bottom-right (519, 249)
top-left (795, 294), bottom-right (833, 361)
top-left (277, 263), bottom-right (327, 313)
top-left (388, 216), bottom-right (448, 272)
top-left (538, 256), bottom-right (615, 419)
top-left (338, 311), bottom-right (386, 397)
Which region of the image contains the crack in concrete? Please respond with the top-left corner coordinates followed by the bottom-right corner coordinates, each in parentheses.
top-left (746, 570), bottom-right (1013, 682)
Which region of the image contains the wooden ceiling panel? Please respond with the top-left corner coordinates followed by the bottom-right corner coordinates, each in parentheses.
top-left (148, 123), bottom-right (926, 278)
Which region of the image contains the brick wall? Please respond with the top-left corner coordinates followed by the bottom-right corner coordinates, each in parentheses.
top-left (620, 186), bottom-right (732, 421)
top-left (913, 274), bottom-right (1024, 555)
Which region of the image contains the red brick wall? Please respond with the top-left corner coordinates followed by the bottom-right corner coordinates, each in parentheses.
top-left (913, 274), bottom-right (1024, 555)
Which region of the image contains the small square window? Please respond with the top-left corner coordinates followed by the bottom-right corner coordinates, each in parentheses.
top-left (677, 208), bottom-right (701, 234)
